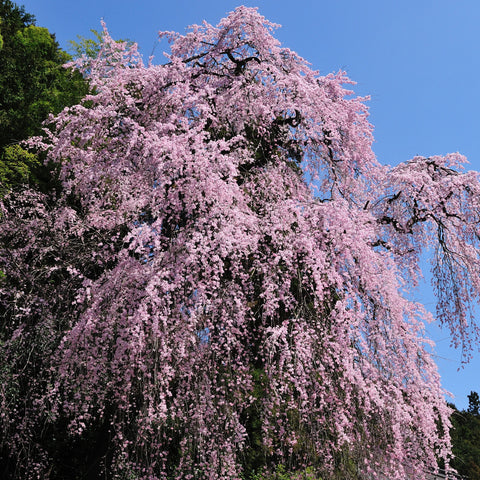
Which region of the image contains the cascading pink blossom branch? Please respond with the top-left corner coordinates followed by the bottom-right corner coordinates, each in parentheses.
top-left (1, 6), bottom-right (479, 480)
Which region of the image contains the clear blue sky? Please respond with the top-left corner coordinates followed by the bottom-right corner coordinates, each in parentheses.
top-left (22, 0), bottom-right (480, 410)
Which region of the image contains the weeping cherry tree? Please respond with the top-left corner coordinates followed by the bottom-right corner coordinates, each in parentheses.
top-left (2, 7), bottom-right (480, 480)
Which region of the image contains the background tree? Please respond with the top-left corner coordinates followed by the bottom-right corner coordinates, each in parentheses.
top-left (468, 391), bottom-right (480, 416)
top-left (0, 0), bottom-right (88, 193)
top-left (69, 27), bottom-right (134, 60)
top-left (450, 395), bottom-right (480, 480)
top-left (2, 7), bottom-right (480, 480)
top-left (69, 27), bottom-right (106, 59)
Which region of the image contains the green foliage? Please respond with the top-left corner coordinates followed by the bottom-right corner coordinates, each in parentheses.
top-left (0, 23), bottom-right (87, 144)
top-left (0, 0), bottom-right (88, 192)
top-left (69, 27), bottom-right (134, 59)
top-left (450, 395), bottom-right (480, 480)
top-left (69, 28), bottom-right (105, 59)
top-left (248, 465), bottom-right (322, 480)
top-left (0, 144), bottom-right (39, 193)
top-left (0, 0), bottom-right (34, 35)
top-left (468, 391), bottom-right (480, 417)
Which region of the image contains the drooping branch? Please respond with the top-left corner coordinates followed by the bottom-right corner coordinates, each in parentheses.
top-left (374, 155), bottom-right (480, 356)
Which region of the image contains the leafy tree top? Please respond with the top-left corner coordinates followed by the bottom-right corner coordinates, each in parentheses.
top-left (68, 27), bottom-right (135, 61)
top-left (468, 391), bottom-right (480, 416)
top-left (0, 0), bottom-right (34, 35)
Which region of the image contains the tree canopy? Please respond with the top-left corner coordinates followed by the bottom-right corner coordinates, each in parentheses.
top-left (1, 7), bottom-right (480, 480)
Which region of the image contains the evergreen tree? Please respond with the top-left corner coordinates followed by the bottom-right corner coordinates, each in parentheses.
top-left (468, 391), bottom-right (480, 417)
top-left (450, 397), bottom-right (480, 480)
